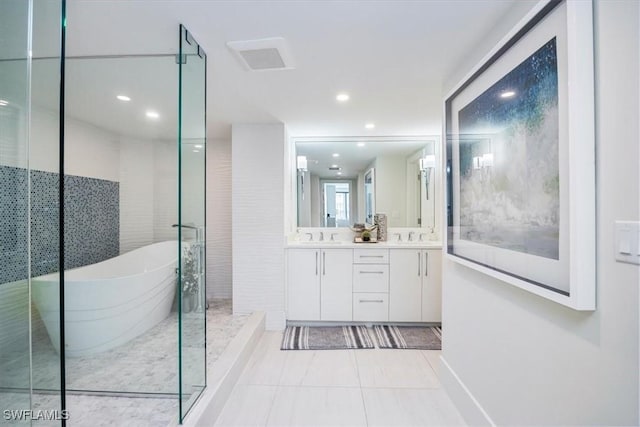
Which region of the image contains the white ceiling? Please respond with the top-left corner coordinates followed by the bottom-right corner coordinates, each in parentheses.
top-left (64, 0), bottom-right (530, 140)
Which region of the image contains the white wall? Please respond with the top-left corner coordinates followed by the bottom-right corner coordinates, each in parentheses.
top-left (232, 123), bottom-right (286, 329)
top-left (152, 139), bottom-right (178, 244)
top-left (375, 154), bottom-right (407, 227)
top-left (206, 138), bottom-right (232, 300)
top-left (119, 138), bottom-right (154, 253)
top-left (440, 1), bottom-right (639, 425)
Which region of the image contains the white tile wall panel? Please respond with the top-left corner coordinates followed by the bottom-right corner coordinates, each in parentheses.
top-left (206, 138), bottom-right (232, 299)
top-left (232, 124), bottom-right (286, 330)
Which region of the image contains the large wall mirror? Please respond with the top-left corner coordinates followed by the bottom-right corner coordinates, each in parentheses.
top-left (295, 136), bottom-right (440, 229)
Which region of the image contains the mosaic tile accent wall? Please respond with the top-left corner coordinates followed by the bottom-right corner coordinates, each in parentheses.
top-left (0, 167), bottom-right (29, 283)
top-left (63, 174), bottom-right (119, 270)
top-left (0, 166), bottom-right (119, 284)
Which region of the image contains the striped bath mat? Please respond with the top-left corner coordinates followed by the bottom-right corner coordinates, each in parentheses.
top-left (373, 325), bottom-right (442, 350)
top-left (281, 325), bottom-right (374, 350)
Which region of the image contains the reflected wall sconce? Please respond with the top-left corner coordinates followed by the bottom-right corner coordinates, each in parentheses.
top-left (420, 155), bottom-right (436, 200)
top-left (297, 155), bottom-right (308, 200)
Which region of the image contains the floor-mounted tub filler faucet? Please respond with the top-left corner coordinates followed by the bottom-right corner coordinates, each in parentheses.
top-left (172, 223), bottom-right (204, 243)
top-left (172, 223), bottom-right (206, 311)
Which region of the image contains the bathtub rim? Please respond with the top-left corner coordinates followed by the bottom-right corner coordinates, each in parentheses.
top-left (32, 240), bottom-right (185, 284)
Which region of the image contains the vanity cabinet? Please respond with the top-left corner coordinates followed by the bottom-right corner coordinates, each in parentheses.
top-left (353, 249), bottom-right (389, 322)
top-left (287, 248), bottom-right (353, 321)
top-left (389, 249), bottom-right (442, 322)
top-left (286, 246), bottom-right (441, 323)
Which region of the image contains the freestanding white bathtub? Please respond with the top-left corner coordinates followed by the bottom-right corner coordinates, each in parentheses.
top-left (32, 241), bottom-right (180, 358)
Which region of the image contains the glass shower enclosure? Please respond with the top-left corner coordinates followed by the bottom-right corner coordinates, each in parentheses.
top-left (0, 1), bottom-right (207, 424)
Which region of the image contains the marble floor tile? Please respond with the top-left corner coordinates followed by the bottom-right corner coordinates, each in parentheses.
top-left (362, 387), bottom-right (466, 426)
top-left (355, 349), bottom-right (441, 389)
top-left (422, 350), bottom-right (442, 377)
top-left (266, 386), bottom-right (367, 427)
top-left (237, 332), bottom-right (288, 386)
top-left (214, 385), bottom-right (278, 426)
top-left (218, 331), bottom-right (465, 427)
top-left (1, 299), bottom-right (247, 427)
top-left (280, 350), bottom-right (360, 387)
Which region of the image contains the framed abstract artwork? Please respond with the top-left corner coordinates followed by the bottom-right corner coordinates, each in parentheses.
top-left (444, 0), bottom-right (596, 310)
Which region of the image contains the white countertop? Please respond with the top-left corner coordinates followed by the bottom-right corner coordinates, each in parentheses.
top-left (286, 241), bottom-right (442, 249)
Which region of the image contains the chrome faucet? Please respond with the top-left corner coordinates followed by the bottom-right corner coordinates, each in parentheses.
top-left (305, 232), bottom-right (313, 242)
top-left (419, 233), bottom-right (428, 242)
top-left (330, 233), bottom-right (339, 241)
top-left (393, 233), bottom-right (402, 242)
top-left (319, 231), bottom-right (325, 241)
top-left (408, 231), bottom-right (416, 242)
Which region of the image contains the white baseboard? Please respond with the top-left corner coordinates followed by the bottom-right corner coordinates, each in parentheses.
top-left (440, 355), bottom-right (496, 427)
top-left (180, 311), bottom-right (266, 427)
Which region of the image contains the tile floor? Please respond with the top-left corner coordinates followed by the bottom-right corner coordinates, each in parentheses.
top-left (1, 299), bottom-right (248, 427)
top-left (213, 331), bottom-right (466, 427)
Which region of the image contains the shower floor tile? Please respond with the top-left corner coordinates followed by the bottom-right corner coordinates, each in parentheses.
top-left (0, 299), bottom-right (248, 426)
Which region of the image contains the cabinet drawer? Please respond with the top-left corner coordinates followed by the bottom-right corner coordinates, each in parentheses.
top-left (353, 293), bottom-right (389, 322)
top-left (352, 265), bottom-right (389, 293)
top-left (353, 249), bottom-right (389, 264)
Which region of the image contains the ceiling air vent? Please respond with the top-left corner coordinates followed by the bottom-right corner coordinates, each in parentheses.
top-left (227, 37), bottom-right (295, 71)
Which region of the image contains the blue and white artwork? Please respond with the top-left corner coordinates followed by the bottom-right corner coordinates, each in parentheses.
top-left (458, 38), bottom-right (559, 260)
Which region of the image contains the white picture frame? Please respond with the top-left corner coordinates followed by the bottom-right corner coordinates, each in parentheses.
top-left (444, 0), bottom-right (595, 310)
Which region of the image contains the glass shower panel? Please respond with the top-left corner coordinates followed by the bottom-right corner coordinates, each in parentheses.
top-left (1, 0), bottom-right (64, 424)
top-left (30, 0), bottom-right (64, 422)
top-left (0, 1), bottom-right (33, 422)
top-left (178, 25), bottom-right (207, 421)
top-left (62, 55), bottom-right (179, 398)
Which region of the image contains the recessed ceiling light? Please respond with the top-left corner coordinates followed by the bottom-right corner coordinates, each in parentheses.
top-left (337, 172), bottom-right (342, 175)
top-left (357, 142), bottom-right (365, 147)
top-left (332, 153), bottom-right (340, 158)
top-left (331, 164), bottom-right (338, 168)
top-left (146, 110), bottom-right (160, 119)
top-left (194, 144), bottom-right (203, 148)
top-left (500, 91), bottom-right (516, 98)
top-left (0, 99), bottom-right (8, 106)
top-left (365, 123), bottom-right (375, 129)
top-left (116, 95), bottom-right (131, 102)
top-left (336, 93), bottom-right (350, 102)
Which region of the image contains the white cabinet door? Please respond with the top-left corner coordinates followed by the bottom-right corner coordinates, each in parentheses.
top-left (389, 249), bottom-right (422, 322)
top-left (287, 249), bottom-right (320, 320)
top-left (321, 249), bottom-right (353, 321)
top-left (422, 249), bottom-right (442, 322)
